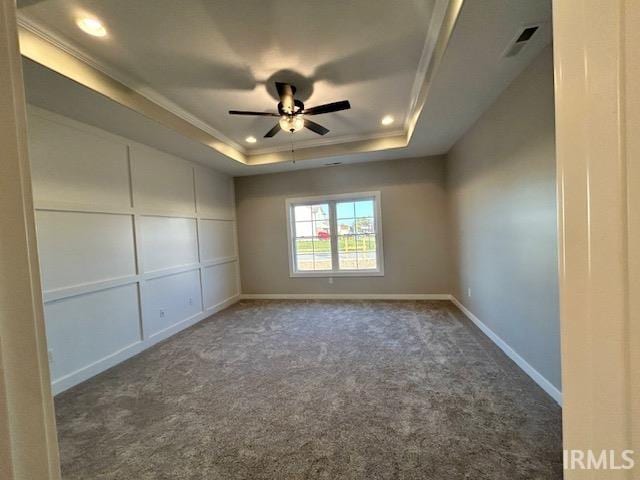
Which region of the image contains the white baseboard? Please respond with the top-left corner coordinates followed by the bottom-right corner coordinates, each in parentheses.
top-left (204, 294), bottom-right (242, 313)
top-left (240, 293), bottom-right (451, 300)
top-left (52, 294), bottom-right (241, 395)
top-left (53, 292), bottom-right (562, 407)
top-left (147, 294), bottom-right (239, 343)
top-left (450, 296), bottom-right (562, 406)
top-left (51, 341), bottom-right (146, 395)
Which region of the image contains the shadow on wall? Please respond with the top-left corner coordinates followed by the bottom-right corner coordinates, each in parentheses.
top-left (235, 155), bottom-right (447, 199)
top-left (445, 46), bottom-right (561, 392)
top-left (445, 52), bottom-right (555, 189)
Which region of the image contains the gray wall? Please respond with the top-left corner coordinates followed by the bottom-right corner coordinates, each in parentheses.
top-left (235, 156), bottom-right (452, 295)
top-left (446, 46), bottom-right (560, 389)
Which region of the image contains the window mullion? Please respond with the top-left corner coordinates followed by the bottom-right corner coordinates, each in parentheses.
top-left (329, 201), bottom-right (339, 273)
top-left (289, 204), bottom-right (297, 274)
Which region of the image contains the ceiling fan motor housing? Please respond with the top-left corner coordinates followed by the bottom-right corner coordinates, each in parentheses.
top-left (278, 99), bottom-right (305, 116)
top-left (228, 82), bottom-right (350, 137)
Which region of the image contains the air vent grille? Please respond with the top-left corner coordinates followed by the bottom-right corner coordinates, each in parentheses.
top-left (517, 26), bottom-right (539, 43)
top-left (504, 25), bottom-right (540, 58)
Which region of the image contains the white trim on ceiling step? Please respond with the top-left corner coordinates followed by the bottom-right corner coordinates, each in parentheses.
top-left (450, 296), bottom-right (563, 406)
top-left (239, 293), bottom-right (452, 300)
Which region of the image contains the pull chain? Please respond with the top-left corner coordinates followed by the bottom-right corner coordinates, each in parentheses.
top-left (291, 134), bottom-right (295, 164)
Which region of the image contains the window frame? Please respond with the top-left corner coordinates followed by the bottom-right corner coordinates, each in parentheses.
top-left (285, 191), bottom-right (384, 277)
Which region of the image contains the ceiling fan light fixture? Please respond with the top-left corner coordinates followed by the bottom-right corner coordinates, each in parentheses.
top-left (229, 82), bottom-right (349, 137)
top-left (279, 115), bottom-right (304, 133)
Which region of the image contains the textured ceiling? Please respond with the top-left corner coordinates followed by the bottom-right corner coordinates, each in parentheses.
top-left (19, 0), bottom-right (552, 175)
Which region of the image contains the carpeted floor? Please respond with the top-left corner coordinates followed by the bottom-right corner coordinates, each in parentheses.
top-left (55, 300), bottom-right (562, 479)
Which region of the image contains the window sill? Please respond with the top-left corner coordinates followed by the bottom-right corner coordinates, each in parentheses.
top-left (289, 270), bottom-right (384, 278)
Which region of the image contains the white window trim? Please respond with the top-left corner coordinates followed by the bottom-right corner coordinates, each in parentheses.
top-left (285, 191), bottom-right (385, 278)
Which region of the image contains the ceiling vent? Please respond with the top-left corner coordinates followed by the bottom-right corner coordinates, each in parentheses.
top-left (503, 25), bottom-right (540, 58)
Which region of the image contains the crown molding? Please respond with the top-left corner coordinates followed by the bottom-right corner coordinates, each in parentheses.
top-left (17, 0), bottom-right (463, 167)
top-left (247, 128), bottom-right (406, 156)
top-left (405, 0), bottom-right (464, 142)
top-left (248, 133), bottom-right (408, 166)
top-left (17, 15), bottom-right (246, 155)
top-left (17, 20), bottom-right (248, 164)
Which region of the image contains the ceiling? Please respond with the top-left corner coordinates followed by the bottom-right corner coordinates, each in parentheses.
top-left (17, 0), bottom-right (438, 151)
top-left (18, 0), bottom-right (552, 175)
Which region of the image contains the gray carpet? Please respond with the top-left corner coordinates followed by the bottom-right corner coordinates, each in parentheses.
top-left (55, 300), bottom-right (562, 479)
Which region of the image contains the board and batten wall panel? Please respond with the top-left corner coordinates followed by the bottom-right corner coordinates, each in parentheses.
top-left (203, 262), bottom-right (238, 310)
top-left (196, 166), bottom-right (235, 219)
top-left (139, 216), bottom-right (199, 273)
top-left (143, 269), bottom-right (203, 337)
top-left (200, 219), bottom-right (237, 262)
top-left (28, 111), bottom-right (131, 210)
top-left (44, 284), bottom-right (141, 382)
top-left (36, 211), bottom-right (136, 291)
top-left (27, 106), bottom-right (240, 394)
top-left (130, 145), bottom-right (196, 215)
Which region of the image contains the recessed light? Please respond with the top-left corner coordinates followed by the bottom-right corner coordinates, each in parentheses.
top-left (245, 136), bottom-right (257, 144)
top-left (77, 17), bottom-right (107, 37)
top-left (381, 115), bottom-right (394, 126)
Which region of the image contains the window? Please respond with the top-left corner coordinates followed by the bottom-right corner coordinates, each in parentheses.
top-left (286, 192), bottom-right (384, 277)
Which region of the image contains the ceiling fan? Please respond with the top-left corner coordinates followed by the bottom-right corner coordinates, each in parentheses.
top-left (228, 82), bottom-right (351, 138)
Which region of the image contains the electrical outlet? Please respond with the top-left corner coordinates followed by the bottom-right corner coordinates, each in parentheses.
top-left (328, 277), bottom-right (333, 285)
top-left (467, 288), bottom-right (472, 298)
top-left (188, 297), bottom-right (194, 306)
top-left (159, 309), bottom-right (165, 318)
top-left (47, 349), bottom-right (54, 364)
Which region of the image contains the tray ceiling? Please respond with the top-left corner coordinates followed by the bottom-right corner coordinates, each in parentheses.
top-left (18, 0), bottom-right (552, 173)
top-left (17, 0), bottom-right (442, 156)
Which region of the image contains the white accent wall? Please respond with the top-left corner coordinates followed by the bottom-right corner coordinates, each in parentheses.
top-left (28, 106), bottom-right (240, 394)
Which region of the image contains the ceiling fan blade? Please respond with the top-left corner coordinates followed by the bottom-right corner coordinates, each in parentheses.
top-left (303, 100), bottom-right (351, 115)
top-left (229, 110), bottom-right (279, 116)
top-left (275, 82), bottom-right (296, 114)
top-left (264, 123), bottom-right (281, 138)
top-left (304, 119), bottom-right (329, 136)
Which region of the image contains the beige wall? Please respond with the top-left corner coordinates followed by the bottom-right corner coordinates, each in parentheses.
top-left (446, 46), bottom-right (560, 390)
top-left (235, 156), bottom-right (452, 295)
